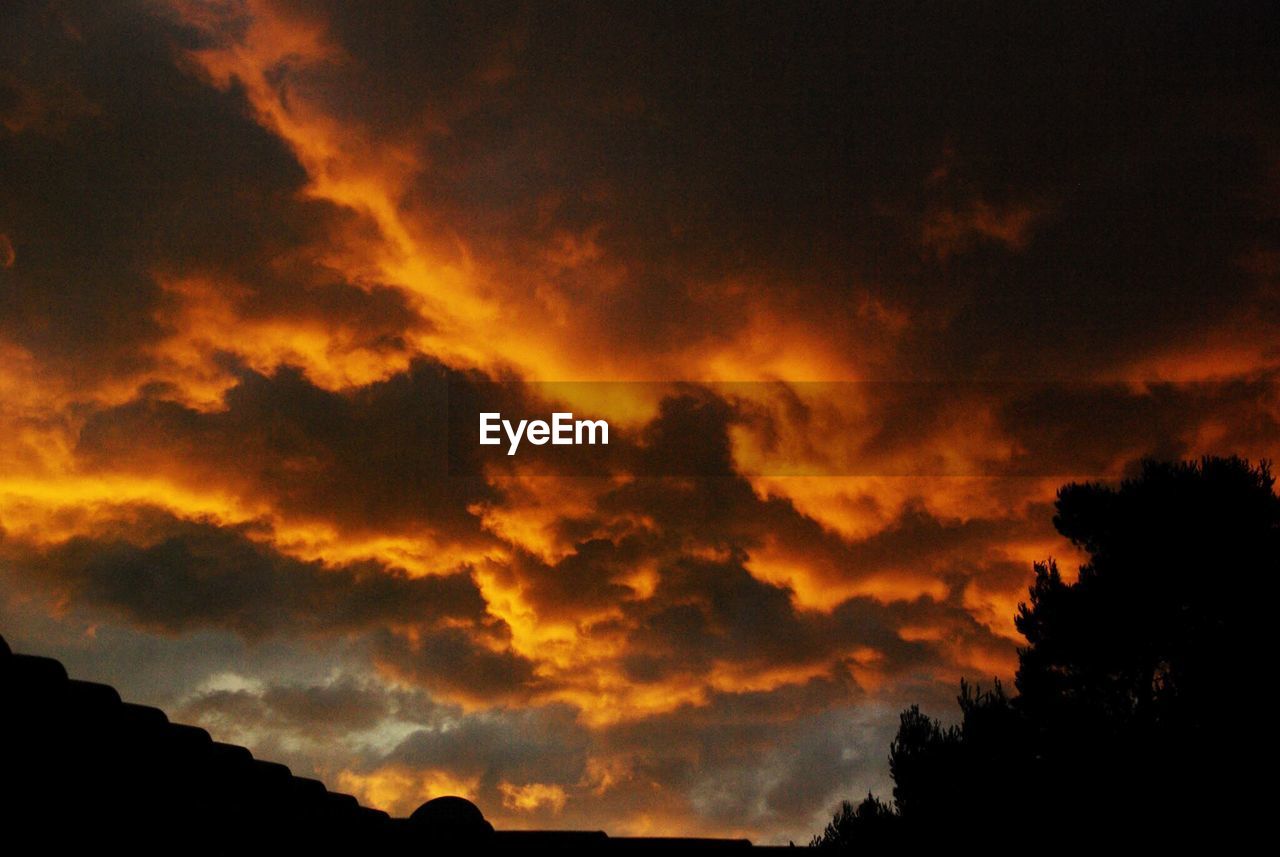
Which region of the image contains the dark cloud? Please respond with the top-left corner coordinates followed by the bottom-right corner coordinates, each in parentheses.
top-left (500, 541), bottom-right (642, 619)
top-left (76, 359), bottom-right (501, 540)
top-left (371, 625), bottom-right (544, 704)
top-left (2, 510), bottom-right (489, 639)
top-left (178, 678), bottom-right (392, 736)
top-left (617, 558), bottom-right (1011, 687)
top-left (503, 477), bottom-right (1022, 684)
top-left (248, 1), bottom-right (1280, 378)
top-left (385, 702), bottom-right (589, 788)
top-left (621, 551), bottom-right (816, 681)
top-left (0, 0), bottom-right (420, 385)
top-left (592, 673), bottom-right (892, 835)
top-left (997, 376), bottom-right (1280, 474)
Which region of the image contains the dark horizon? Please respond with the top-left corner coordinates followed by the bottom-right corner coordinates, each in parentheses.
top-left (2, 0), bottom-right (1278, 843)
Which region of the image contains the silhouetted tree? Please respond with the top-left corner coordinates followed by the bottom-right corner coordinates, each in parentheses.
top-left (810, 793), bottom-right (898, 851)
top-left (887, 704), bottom-right (960, 822)
top-left (1017, 456), bottom-right (1277, 735)
top-left (815, 456), bottom-right (1278, 849)
top-left (886, 680), bottom-right (1030, 835)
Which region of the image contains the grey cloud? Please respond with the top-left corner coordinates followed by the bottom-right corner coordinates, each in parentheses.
top-left (371, 626), bottom-right (544, 704)
top-left (3, 510), bottom-right (490, 639)
top-left (178, 679), bottom-right (392, 737)
top-left (385, 701), bottom-right (589, 788)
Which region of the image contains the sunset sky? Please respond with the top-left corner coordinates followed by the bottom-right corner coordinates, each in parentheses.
top-left (2, 0), bottom-right (1278, 843)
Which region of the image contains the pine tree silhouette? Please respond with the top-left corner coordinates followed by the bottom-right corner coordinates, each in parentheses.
top-left (815, 456), bottom-right (1277, 850)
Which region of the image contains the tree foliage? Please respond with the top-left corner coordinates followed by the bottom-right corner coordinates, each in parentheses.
top-left (809, 794), bottom-right (897, 850)
top-left (813, 456), bottom-right (1278, 849)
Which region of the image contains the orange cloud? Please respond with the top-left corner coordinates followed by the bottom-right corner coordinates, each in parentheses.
top-left (2, 0), bottom-right (1278, 845)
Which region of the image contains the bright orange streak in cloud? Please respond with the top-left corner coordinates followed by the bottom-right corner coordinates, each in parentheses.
top-left (336, 767), bottom-right (481, 818)
top-left (152, 275), bottom-right (418, 397)
top-left (499, 781), bottom-right (568, 814)
top-left (170, 0), bottom-right (891, 400)
top-left (745, 549), bottom-right (950, 611)
top-left (0, 476), bottom-right (264, 542)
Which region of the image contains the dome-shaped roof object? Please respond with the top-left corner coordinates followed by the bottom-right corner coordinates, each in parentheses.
top-left (409, 796), bottom-right (494, 839)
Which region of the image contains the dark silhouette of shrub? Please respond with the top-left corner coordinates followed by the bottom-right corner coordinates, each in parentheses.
top-left (809, 793), bottom-right (898, 851)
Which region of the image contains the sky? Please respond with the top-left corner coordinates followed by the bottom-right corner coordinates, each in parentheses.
top-left (1, 0), bottom-right (1278, 844)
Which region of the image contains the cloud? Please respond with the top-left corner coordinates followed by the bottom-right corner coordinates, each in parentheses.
top-left (386, 702), bottom-right (589, 787)
top-left (371, 626), bottom-right (544, 705)
top-left (178, 677), bottom-right (392, 737)
top-left (2, 0), bottom-right (1279, 844)
top-left (2, 510), bottom-right (490, 639)
top-left (74, 359), bottom-right (502, 543)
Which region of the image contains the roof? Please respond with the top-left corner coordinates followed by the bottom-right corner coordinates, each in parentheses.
top-left (1, 633), bottom-right (785, 854)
